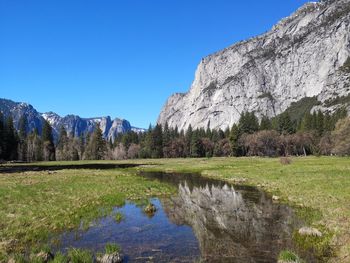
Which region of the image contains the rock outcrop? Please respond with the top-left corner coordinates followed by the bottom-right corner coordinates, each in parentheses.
top-left (158, 0), bottom-right (350, 131)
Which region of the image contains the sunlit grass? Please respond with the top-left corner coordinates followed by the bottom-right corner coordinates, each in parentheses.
top-left (0, 166), bottom-right (175, 259)
top-left (1, 157), bottom-right (350, 262)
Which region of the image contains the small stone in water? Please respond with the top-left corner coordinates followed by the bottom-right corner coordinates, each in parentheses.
top-left (144, 203), bottom-right (157, 215)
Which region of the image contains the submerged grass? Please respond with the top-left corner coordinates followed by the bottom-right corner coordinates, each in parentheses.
top-left (1, 157), bottom-right (350, 262)
top-left (114, 212), bottom-right (124, 223)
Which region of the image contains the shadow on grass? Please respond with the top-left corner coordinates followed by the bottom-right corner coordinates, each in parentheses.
top-left (0, 163), bottom-right (142, 173)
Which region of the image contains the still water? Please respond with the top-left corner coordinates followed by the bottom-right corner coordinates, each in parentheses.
top-left (54, 172), bottom-right (310, 262)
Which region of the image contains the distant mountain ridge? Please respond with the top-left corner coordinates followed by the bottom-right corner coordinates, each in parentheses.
top-left (0, 98), bottom-right (144, 142)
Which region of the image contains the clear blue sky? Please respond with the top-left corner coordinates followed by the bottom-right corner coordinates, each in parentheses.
top-left (0, 0), bottom-right (313, 128)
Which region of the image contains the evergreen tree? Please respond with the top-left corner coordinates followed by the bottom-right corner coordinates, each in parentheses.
top-left (89, 124), bottom-right (107, 160)
top-left (18, 116), bottom-right (28, 139)
top-left (0, 112), bottom-right (4, 159)
top-left (162, 122), bottom-right (171, 154)
top-left (18, 116), bottom-right (28, 161)
top-left (324, 112), bottom-right (333, 132)
top-left (300, 112), bottom-right (313, 131)
top-left (2, 116), bottom-right (19, 160)
top-left (42, 120), bottom-right (55, 161)
top-left (259, 116), bottom-right (272, 130)
top-left (316, 110), bottom-right (324, 136)
top-left (190, 130), bottom-right (204, 157)
top-left (238, 112), bottom-right (259, 134)
top-left (229, 124), bottom-right (240, 156)
top-left (151, 124), bottom-right (163, 158)
top-left (185, 125), bottom-right (193, 157)
top-left (139, 127), bottom-right (152, 158)
top-left (56, 126), bottom-right (69, 160)
top-left (277, 112), bottom-right (295, 134)
top-left (311, 112), bottom-right (317, 131)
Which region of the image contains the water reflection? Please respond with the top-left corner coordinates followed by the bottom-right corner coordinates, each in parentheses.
top-left (144, 172), bottom-right (297, 262)
top-left (55, 172), bottom-right (308, 262)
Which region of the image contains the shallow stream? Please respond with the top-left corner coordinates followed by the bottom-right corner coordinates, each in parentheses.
top-left (53, 172), bottom-right (313, 262)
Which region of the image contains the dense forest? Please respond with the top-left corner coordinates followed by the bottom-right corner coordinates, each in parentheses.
top-left (0, 108), bottom-right (349, 162)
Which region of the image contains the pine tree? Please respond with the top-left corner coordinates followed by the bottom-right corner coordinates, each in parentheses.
top-left (277, 112), bottom-right (295, 134)
top-left (229, 124), bottom-right (240, 156)
top-left (316, 110), bottom-right (324, 136)
top-left (18, 116), bottom-right (28, 161)
top-left (92, 124), bottom-right (107, 160)
top-left (162, 122), bottom-right (171, 153)
top-left (42, 120), bottom-right (55, 161)
top-left (0, 112), bottom-right (4, 160)
top-left (185, 125), bottom-right (193, 157)
top-left (238, 112), bottom-right (259, 134)
top-left (56, 126), bottom-right (68, 160)
top-left (324, 112), bottom-right (333, 132)
top-left (259, 116), bottom-right (272, 130)
top-left (190, 130), bottom-right (203, 157)
top-left (300, 112), bottom-right (313, 131)
top-left (151, 124), bottom-right (163, 158)
top-left (3, 116), bottom-right (18, 160)
top-left (311, 112), bottom-right (317, 131)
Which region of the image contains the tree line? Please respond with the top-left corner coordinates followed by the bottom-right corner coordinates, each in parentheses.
top-left (0, 108), bottom-right (349, 162)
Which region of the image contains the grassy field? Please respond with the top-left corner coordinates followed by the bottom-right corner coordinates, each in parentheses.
top-left (0, 163), bottom-right (176, 262)
top-left (0, 157), bottom-right (350, 262)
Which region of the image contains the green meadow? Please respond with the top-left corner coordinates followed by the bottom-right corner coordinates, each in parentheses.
top-left (1, 157), bottom-right (350, 262)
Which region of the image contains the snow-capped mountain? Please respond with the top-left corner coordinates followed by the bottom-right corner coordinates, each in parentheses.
top-left (0, 98), bottom-right (144, 142)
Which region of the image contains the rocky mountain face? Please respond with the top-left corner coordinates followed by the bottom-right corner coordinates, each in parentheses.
top-left (0, 98), bottom-right (143, 142)
top-left (158, 0), bottom-right (350, 131)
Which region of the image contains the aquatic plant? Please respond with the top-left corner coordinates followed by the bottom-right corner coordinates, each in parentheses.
top-left (67, 248), bottom-right (93, 263)
top-left (105, 243), bottom-right (121, 254)
top-left (114, 212), bottom-right (124, 223)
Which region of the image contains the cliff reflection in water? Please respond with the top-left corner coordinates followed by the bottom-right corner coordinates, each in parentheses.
top-left (143, 172), bottom-right (297, 263)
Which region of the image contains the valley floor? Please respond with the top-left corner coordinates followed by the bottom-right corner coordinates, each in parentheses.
top-left (0, 157), bottom-right (349, 262)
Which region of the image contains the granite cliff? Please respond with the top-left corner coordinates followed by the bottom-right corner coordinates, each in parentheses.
top-left (158, 0), bottom-right (350, 130)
